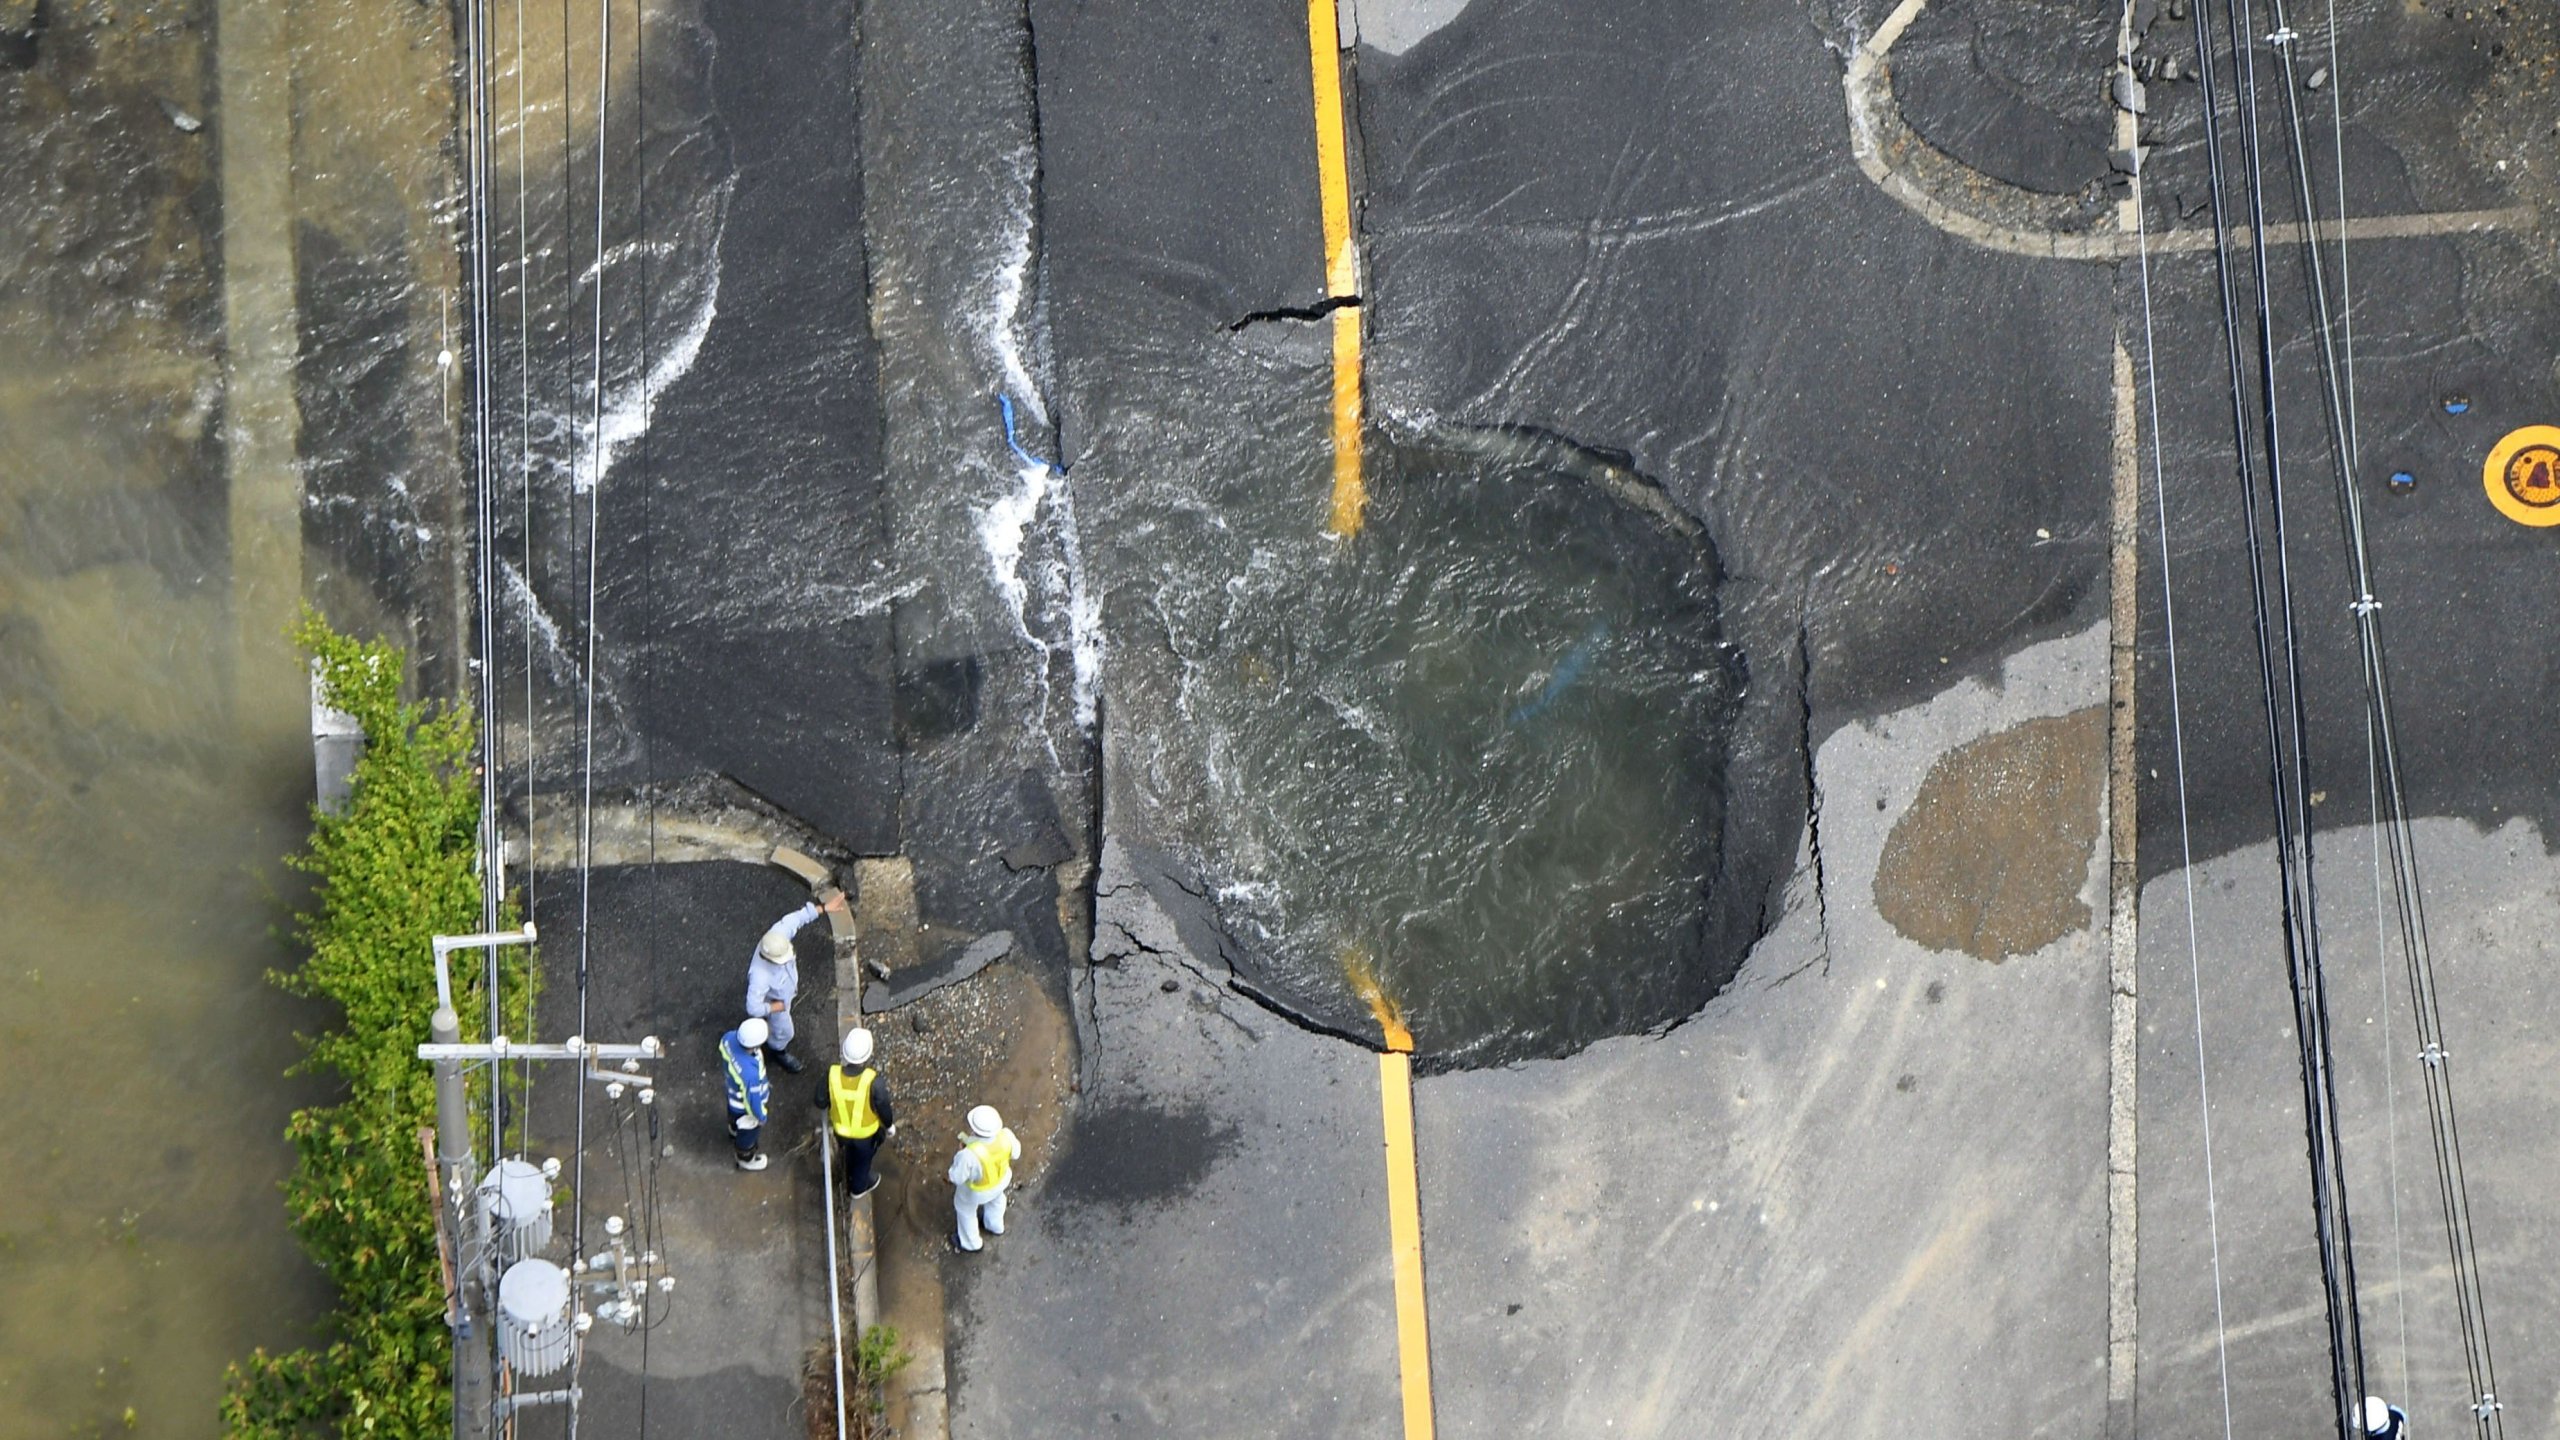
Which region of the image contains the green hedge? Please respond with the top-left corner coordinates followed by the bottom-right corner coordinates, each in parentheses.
top-left (223, 614), bottom-right (532, 1438)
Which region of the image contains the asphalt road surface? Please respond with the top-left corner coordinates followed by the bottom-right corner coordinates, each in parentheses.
top-left (438, 0), bottom-right (2560, 1433)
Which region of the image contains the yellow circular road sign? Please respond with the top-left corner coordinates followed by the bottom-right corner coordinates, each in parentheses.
top-left (2484, 425), bottom-right (2560, 527)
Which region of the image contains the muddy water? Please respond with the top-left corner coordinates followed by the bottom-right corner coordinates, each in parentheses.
top-left (1874, 706), bottom-right (2106, 961)
top-left (0, 8), bottom-right (325, 1429)
top-left (0, 0), bottom-right (461, 1431)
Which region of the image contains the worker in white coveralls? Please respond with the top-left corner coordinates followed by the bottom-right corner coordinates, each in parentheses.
top-left (947, 1104), bottom-right (1022, 1254)
top-left (743, 890), bottom-right (845, 1074)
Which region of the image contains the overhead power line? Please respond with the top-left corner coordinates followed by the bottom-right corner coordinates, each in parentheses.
top-left (2187, 0), bottom-right (2369, 1428)
top-left (2251, 0), bottom-right (2508, 1425)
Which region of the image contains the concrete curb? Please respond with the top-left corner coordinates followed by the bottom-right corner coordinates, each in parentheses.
top-left (2105, 334), bottom-right (2142, 1440)
top-left (1839, 0), bottom-right (2531, 262)
top-left (775, 844), bottom-right (884, 1343)
top-left (848, 855), bottom-right (950, 1437)
top-left (755, 842), bottom-right (887, 1437)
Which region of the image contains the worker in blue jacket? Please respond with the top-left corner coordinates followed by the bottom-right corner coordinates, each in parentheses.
top-left (721, 1016), bottom-right (774, 1172)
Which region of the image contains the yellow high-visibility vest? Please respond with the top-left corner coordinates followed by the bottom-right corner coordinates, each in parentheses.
top-left (965, 1130), bottom-right (1015, 1192)
top-left (827, 1065), bottom-right (882, 1139)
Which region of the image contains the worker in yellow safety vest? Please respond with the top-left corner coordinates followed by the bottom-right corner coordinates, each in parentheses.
top-left (947, 1104), bottom-right (1022, 1254)
top-left (811, 1027), bottom-right (895, 1198)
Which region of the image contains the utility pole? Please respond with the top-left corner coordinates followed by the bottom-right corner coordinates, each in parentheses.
top-left (430, 1001), bottom-right (486, 1440)
top-left (429, 927), bottom-right (533, 1440)
top-left (424, 925), bottom-right (669, 1440)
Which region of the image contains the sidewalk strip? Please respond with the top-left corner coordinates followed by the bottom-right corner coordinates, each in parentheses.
top-left (1306, 0), bottom-right (1366, 535)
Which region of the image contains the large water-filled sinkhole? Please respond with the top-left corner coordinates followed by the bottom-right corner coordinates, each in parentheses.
top-left (1163, 432), bottom-right (1743, 1067)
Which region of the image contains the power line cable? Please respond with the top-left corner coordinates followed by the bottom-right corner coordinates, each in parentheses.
top-left (462, 0), bottom-right (508, 1176)
top-left (2364, 697), bottom-right (2413, 1404)
top-left (2125, 92), bottom-right (2238, 1440)
top-left (567, 0), bottom-right (613, 1427)
top-left (630, 0), bottom-right (667, 1425)
top-left (2227, 0), bottom-right (2372, 1414)
top-left (2249, 0), bottom-right (2506, 1424)
top-left (2188, 0), bottom-right (2368, 1427)
top-left (513, 0), bottom-right (541, 1162)
top-left (2296, 0), bottom-right (2412, 1403)
top-left (2319, 0), bottom-right (2360, 471)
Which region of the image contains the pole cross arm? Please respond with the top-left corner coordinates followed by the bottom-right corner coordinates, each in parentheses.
top-left (418, 1036), bottom-right (664, 1063)
top-left (428, 923), bottom-right (538, 1014)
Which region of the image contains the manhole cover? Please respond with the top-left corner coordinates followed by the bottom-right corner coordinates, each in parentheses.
top-left (2486, 425), bottom-right (2560, 526)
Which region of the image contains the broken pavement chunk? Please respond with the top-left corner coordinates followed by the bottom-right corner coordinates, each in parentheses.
top-left (861, 930), bottom-right (1016, 1013)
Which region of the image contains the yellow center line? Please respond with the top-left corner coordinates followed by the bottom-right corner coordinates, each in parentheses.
top-left (1307, 0), bottom-right (1367, 536)
top-left (1345, 951), bottom-right (1435, 1438)
top-left (1377, 1048), bottom-right (1434, 1440)
top-left (1329, 307), bottom-right (1367, 536)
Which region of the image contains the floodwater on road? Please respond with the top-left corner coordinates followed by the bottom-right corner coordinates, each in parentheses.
top-left (0, 0), bottom-right (463, 1431)
top-left (0, 24), bottom-right (325, 1430)
top-left (0, 694), bottom-right (325, 1438)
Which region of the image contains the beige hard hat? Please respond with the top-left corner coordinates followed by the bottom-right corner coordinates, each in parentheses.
top-left (758, 930), bottom-right (793, 963)
top-left (841, 1028), bottom-right (874, 1066)
top-left (967, 1105), bottom-right (1004, 1138)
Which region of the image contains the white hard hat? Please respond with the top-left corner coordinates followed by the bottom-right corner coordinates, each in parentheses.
top-left (2362, 1397), bottom-right (2394, 1434)
top-left (841, 1028), bottom-right (874, 1066)
top-left (758, 930), bottom-right (793, 963)
top-left (737, 1017), bottom-right (770, 1050)
top-left (967, 1105), bottom-right (1003, 1138)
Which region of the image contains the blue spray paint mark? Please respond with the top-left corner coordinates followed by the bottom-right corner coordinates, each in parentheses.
top-left (999, 392), bottom-right (1058, 473)
top-left (1508, 621), bottom-right (1611, 726)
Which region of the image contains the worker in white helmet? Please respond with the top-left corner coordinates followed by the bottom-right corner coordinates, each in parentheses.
top-left (947, 1104), bottom-right (1022, 1254)
top-left (2361, 1397), bottom-right (2408, 1438)
top-left (744, 888), bottom-right (847, 1074)
top-left (812, 1027), bottom-right (896, 1198)
top-left (720, 1016), bottom-right (774, 1172)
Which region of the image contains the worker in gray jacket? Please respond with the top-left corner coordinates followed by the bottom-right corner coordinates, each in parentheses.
top-left (744, 890), bottom-right (845, 1074)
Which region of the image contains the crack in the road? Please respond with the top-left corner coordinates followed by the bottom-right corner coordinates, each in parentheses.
top-left (1223, 293), bottom-right (1361, 332)
top-left (1796, 608), bottom-right (1836, 973)
top-left (1095, 865), bottom-right (1393, 1055)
